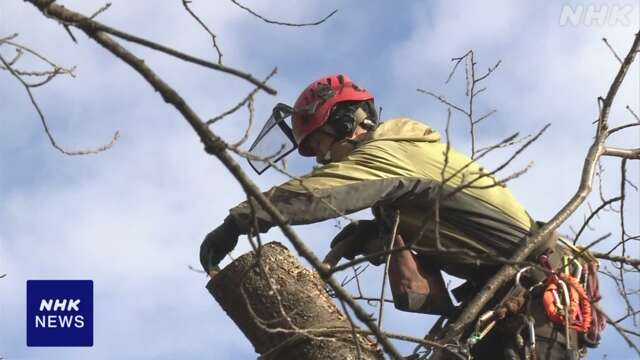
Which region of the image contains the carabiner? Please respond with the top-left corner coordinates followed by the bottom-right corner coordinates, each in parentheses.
top-left (515, 265), bottom-right (543, 292)
top-left (571, 258), bottom-right (583, 281)
top-left (552, 289), bottom-right (564, 311)
top-left (562, 256), bottom-right (570, 275)
top-left (468, 310), bottom-right (497, 347)
top-left (527, 316), bottom-right (536, 350)
top-left (558, 280), bottom-right (571, 312)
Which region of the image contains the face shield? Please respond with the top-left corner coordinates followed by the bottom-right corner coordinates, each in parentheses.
top-left (247, 103), bottom-right (297, 174)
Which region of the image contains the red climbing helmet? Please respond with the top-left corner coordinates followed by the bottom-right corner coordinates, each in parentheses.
top-left (292, 74), bottom-right (374, 156)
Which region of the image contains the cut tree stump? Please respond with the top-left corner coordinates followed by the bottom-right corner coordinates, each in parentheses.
top-left (207, 241), bottom-right (383, 360)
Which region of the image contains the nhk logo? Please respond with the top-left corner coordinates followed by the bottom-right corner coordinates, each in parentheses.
top-left (559, 3), bottom-right (635, 27)
top-left (27, 280), bottom-right (93, 347)
top-left (35, 298), bottom-right (85, 329)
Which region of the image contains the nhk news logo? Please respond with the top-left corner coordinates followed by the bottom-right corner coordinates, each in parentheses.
top-left (26, 280), bottom-right (93, 347)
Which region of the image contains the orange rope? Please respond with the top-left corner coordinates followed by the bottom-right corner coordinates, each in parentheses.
top-left (542, 273), bottom-right (592, 333)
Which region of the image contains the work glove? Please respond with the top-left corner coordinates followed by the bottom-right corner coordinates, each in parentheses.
top-left (199, 217), bottom-right (242, 274)
top-left (329, 219), bottom-right (383, 264)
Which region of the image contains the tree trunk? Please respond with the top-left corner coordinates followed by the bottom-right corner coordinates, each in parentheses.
top-left (207, 242), bottom-right (383, 360)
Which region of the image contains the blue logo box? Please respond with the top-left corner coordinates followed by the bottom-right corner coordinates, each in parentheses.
top-left (26, 280), bottom-right (93, 347)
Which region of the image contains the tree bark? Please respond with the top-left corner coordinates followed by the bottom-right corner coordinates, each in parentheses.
top-left (208, 242), bottom-right (383, 360)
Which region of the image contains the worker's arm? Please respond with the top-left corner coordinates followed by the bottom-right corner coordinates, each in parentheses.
top-left (201, 142), bottom-right (433, 273)
top-left (389, 235), bottom-right (454, 315)
top-left (227, 145), bottom-right (438, 234)
top-left (229, 160), bottom-right (437, 232)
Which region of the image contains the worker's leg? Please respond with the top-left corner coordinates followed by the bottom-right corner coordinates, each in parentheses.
top-left (535, 336), bottom-right (580, 360)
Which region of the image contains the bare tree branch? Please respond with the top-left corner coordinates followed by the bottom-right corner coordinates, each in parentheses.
top-left (89, 2), bottom-right (112, 20)
top-left (626, 105), bottom-right (640, 122)
top-left (593, 252), bottom-right (640, 269)
top-left (0, 53), bottom-right (119, 155)
top-left (27, 0), bottom-right (275, 94)
top-left (595, 304), bottom-right (640, 354)
top-left (0, 33), bottom-right (19, 43)
top-left (230, 0), bottom-right (337, 27)
top-left (377, 210), bottom-right (400, 335)
top-left (603, 37), bottom-right (624, 64)
top-left (208, 67), bottom-right (277, 124)
top-left (181, 0), bottom-right (223, 64)
top-left (416, 88), bottom-right (468, 116)
top-left (603, 147), bottom-right (640, 159)
top-left (573, 196), bottom-right (623, 244)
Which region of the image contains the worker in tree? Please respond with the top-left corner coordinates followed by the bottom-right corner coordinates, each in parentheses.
top-left (200, 74), bottom-right (601, 359)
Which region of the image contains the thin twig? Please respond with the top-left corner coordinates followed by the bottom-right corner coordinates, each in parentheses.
top-left (608, 122), bottom-right (640, 135)
top-left (30, 0), bottom-right (276, 94)
top-left (464, 161), bottom-right (534, 189)
top-left (182, 0), bottom-right (223, 64)
top-left (445, 50), bottom-right (471, 84)
top-left (595, 304), bottom-right (640, 355)
top-left (377, 210), bottom-right (400, 334)
top-left (0, 33), bottom-right (19, 43)
top-left (208, 67), bottom-right (277, 124)
top-left (603, 37), bottom-right (624, 64)
top-left (472, 109), bottom-right (496, 125)
top-left (230, 96), bottom-right (255, 148)
top-left (230, 0), bottom-right (337, 27)
top-left (338, 299), bottom-right (363, 360)
top-left (0, 54), bottom-right (119, 155)
top-left (626, 105), bottom-right (640, 122)
top-left (573, 196), bottom-right (622, 244)
top-left (89, 2), bottom-right (112, 20)
top-left (416, 89), bottom-right (468, 116)
top-left (63, 25), bottom-right (77, 43)
top-left (2, 40), bottom-right (76, 73)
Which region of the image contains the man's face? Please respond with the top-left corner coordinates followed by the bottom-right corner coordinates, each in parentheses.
top-left (306, 129), bottom-right (335, 164)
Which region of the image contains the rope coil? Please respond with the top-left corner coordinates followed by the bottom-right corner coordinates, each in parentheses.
top-left (542, 273), bottom-right (592, 333)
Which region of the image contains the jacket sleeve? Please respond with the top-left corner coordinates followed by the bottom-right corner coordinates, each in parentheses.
top-left (227, 143), bottom-right (437, 233)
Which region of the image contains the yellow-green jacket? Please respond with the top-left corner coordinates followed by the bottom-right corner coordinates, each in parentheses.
top-left (230, 118), bottom-right (534, 279)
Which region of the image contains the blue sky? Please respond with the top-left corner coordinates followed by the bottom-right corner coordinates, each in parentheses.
top-left (1, 0), bottom-right (639, 359)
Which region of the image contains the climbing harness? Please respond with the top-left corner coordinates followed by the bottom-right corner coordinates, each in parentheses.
top-left (467, 266), bottom-right (539, 348)
top-left (467, 242), bottom-right (605, 358)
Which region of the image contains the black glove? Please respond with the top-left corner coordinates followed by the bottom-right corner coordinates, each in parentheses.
top-left (329, 220), bottom-right (380, 261)
top-left (199, 217), bottom-right (242, 273)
